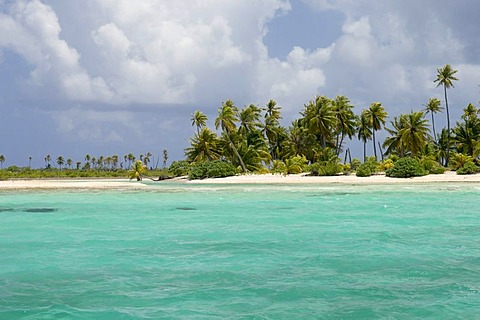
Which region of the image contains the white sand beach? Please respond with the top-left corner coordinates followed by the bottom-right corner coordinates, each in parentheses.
top-left (187, 171), bottom-right (480, 184)
top-left (1, 171), bottom-right (480, 190)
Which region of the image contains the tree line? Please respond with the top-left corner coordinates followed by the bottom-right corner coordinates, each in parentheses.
top-left (182, 64), bottom-right (480, 176)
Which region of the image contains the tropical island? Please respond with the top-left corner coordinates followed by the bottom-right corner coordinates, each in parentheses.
top-left (1, 64), bottom-right (480, 185)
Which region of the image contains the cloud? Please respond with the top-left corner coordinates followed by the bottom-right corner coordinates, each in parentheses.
top-left (0, 0), bottom-right (113, 101)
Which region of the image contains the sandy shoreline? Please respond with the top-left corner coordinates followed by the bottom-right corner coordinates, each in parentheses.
top-left (0, 171), bottom-right (480, 190)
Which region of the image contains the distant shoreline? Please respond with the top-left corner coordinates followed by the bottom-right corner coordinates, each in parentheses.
top-left (1, 171), bottom-right (480, 190)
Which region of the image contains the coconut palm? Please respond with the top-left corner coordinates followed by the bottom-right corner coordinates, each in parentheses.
top-left (333, 95), bottom-right (356, 157)
top-left (364, 102), bottom-right (387, 159)
top-left (67, 158), bottom-right (73, 169)
top-left (357, 110), bottom-right (373, 162)
top-left (191, 110), bottom-right (208, 135)
top-left (215, 100), bottom-right (247, 172)
top-left (423, 98), bottom-right (443, 143)
top-left (56, 156), bottom-right (65, 170)
top-left (303, 96), bottom-right (336, 148)
top-left (434, 64), bottom-right (458, 166)
top-left (45, 154), bottom-right (51, 168)
top-left (129, 160), bottom-right (147, 181)
top-left (238, 104), bottom-right (262, 136)
top-left (185, 127), bottom-right (221, 162)
top-left (262, 100), bottom-right (283, 160)
top-left (0, 155), bottom-right (5, 168)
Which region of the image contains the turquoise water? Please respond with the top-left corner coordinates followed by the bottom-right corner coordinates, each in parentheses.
top-left (1, 183), bottom-right (480, 319)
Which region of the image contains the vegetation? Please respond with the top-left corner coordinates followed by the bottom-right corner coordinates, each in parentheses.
top-left (385, 157), bottom-right (427, 178)
top-left (2, 64), bottom-right (480, 181)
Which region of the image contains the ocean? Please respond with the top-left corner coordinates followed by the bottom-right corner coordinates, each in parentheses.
top-left (1, 182), bottom-right (479, 318)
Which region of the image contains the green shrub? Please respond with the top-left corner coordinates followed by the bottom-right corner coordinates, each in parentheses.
top-left (271, 160), bottom-right (287, 175)
top-left (429, 165), bottom-right (446, 174)
top-left (350, 158), bottom-right (361, 170)
top-left (355, 157), bottom-right (378, 177)
top-left (188, 160), bottom-right (236, 180)
top-left (386, 157), bottom-right (426, 178)
top-left (285, 155), bottom-right (308, 174)
top-left (456, 161), bottom-right (479, 175)
top-left (309, 161), bottom-right (341, 176)
top-left (169, 160), bottom-right (191, 177)
top-left (355, 162), bottom-right (373, 177)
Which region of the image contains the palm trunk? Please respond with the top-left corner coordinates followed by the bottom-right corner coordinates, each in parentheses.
top-left (431, 112), bottom-right (437, 144)
top-left (363, 142), bottom-right (366, 162)
top-left (372, 130), bottom-right (377, 159)
top-left (444, 84), bottom-right (450, 167)
top-left (227, 133), bottom-right (247, 173)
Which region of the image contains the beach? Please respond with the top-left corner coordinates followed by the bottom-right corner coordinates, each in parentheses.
top-left (1, 171), bottom-right (480, 189)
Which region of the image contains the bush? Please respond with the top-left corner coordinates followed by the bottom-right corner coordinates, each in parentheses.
top-left (355, 162), bottom-right (373, 177)
top-left (188, 160), bottom-right (236, 180)
top-left (271, 160), bottom-right (287, 175)
top-left (456, 161), bottom-right (479, 175)
top-left (355, 157), bottom-right (378, 177)
top-left (309, 161), bottom-right (341, 176)
top-left (350, 158), bottom-right (361, 170)
top-left (429, 165), bottom-right (446, 174)
top-left (285, 155), bottom-right (308, 174)
top-left (169, 160), bottom-right (191, 177)
top-left (378, 159), bottom-right (394, 171)
top-left (386, 157), bottom-right (427, 178)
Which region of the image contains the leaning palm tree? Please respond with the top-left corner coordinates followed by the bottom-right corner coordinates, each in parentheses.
top-left (423, 98), bottom-right (443, 143)
top-left (215, 100), bottom-right (247, 172)
top-left (129, 160), bottom-right (147, 181)
top-left (365, 102), bottom-right (387, 159)
top-left (191, 110), bottom-right (208, 135)
top-left (434, 64), bottom-right (458, 166)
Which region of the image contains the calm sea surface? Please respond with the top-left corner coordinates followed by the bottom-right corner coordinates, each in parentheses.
top-left (1, 182), bottom-right (480, 319)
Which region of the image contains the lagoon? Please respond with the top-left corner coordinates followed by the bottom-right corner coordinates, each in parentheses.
top-left (1, 183), bottom-right (479, 318)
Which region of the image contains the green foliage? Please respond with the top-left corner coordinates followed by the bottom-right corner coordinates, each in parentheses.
top-left (355, 157), bottom-right (378, 177)
top-left (385, 157), bottom-right (427, 178)
top-left (188, 160), bottom-right (236, 180)
top-left (309, 160), bottom-right (341, 176)
top-left (128, 160), bottom-right (147, 181)
top-left (378, 159), bottom-right (394, 171)
top-left (456, 161), bottom-right (479, 175)
top-left (285, 155), bottom-right (308, 174)
top-left (350, 158), bottom-right (361, 170)
top-left (169, 160), bottom-right (191, 177)
top-left (271, 160), bottom-right (287, 175)
top-left (450, 153), bottom-right (473, 171)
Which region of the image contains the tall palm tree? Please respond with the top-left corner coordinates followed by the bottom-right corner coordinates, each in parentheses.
top-left (365, 102), bottom-right (387, 159)
top-left (238, 104), bottom-right (262, 136)
top-left (191, 110), bottom-right (208, 135)
top-left (303, 96), bottom-right (336, 148)
top-left (262, 100), bottom-right (283, 160)
top-left (357, 111), bottom-right (373, 162)
top-left (423, 98), bottom-right (443, 143)
top-left (67, 158), bottom-right (73, 169)
top-left (434, 64), bottom-right (458, 166)
top-left (215, 100), bottom-right (247, 172)
top-left (333, 95), bottom-right (356, 157)
top-left (56, 156), bottom-right (65, 170)
top-left (45, 154), bottom-right (51, 168)
top-left (0, 155), bottom-right (5, 169)
top-left (185, 128), bottom-right (221, 162)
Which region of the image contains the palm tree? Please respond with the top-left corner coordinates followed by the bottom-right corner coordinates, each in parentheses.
top-left (0, 155), bottom-right (5, 169)
top-left (238, 104), bottom-right (262, 136)
top-left (434, 64), bottom-right (458, 166)
top-left (129, 160), bottom-right (147, 181)
top-left (215, 100), bottom-right (247, 172)
top-left (28, 156), bottom-right (32, 168)
top-left (365, 102), bottom-right (387, 159)
top-left (333, 95), bottom-right (356, 157)
top-left (56, 156), bottom-right (65, 170)
top-left (185, 127), bottom-right (221, 162)
top-left (262, 100), bottom-right (283, 161)
top-left (45, 154), bottom-right (51, 168)
top-left (67, 158), bottom-right (73, 169)
top-left (423, 98), bottom-right (443, 143)
top-left (384, 111), bottom-right (430, 157)
top-left (162, 149), bottom-right (169, 169)
top-left (191, 110), bottom-right (208, 135)
top-left (357, 111), bottom-right (373, 162)
top-left (303, 96), bottom-right (336, 148)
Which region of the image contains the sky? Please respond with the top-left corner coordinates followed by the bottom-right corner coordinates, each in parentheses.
top-left (1, 0), bottom-right (480, 168)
